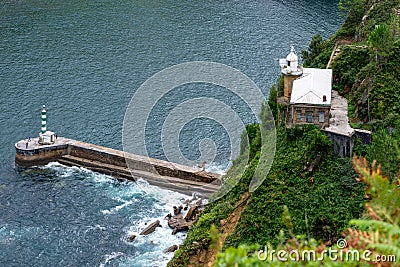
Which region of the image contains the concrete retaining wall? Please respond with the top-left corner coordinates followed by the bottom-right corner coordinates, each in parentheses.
top-left (322, 129), bottom-right (372, 158)
top-left (354, 129), bottom-right (372, 145)
top-left (323, 131), bottom-right (354, 157)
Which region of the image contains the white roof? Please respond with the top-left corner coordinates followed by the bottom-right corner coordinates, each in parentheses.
top-left (286, 51), bottom-right (298, 62)
top-left (290, 68), bottom-right (332, 105)
top-left (286, 45), bottom-right (298, 62)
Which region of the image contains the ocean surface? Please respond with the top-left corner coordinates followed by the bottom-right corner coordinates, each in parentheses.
top-left (0, 0), bottom-right (342, 266)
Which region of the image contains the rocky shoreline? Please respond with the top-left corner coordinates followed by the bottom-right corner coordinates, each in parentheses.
top-left (126, 193), bottom-right (207, 254)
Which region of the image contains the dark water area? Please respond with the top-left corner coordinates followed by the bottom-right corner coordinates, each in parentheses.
top-left (0, 0), bottom-right (342, 266)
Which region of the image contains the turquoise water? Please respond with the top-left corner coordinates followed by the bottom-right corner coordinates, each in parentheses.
top-left (0, 0), bottom-right (342, 266)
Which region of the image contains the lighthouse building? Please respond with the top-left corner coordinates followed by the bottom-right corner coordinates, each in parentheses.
top-left (278, 46), bottom-right (332, 128)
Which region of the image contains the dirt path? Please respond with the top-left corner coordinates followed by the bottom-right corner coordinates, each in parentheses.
top-left (187, 192), bottom-right (252, 267)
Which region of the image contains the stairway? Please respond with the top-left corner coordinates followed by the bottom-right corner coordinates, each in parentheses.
top-left (327, 45), bottom-right (342, 69)
top-left (327, 40), bottom-right (354, 69)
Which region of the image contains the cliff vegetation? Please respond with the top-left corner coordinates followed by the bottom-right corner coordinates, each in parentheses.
top-left (168, 0), bottom-right (400, 266)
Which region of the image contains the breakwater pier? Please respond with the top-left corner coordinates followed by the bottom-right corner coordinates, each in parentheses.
top-left (15, 137), bottom-right (221, 196)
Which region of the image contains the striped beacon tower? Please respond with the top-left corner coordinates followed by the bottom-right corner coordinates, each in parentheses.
top-left (41, 105), bottom-right (47, 134)
top-left (38, 104), bottom-right (55, 145)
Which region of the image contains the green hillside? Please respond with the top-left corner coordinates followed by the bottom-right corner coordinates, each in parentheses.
top-left (168, 1), bottom-right (400, 266)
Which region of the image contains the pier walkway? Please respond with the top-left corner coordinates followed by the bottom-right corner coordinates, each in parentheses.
top-left (15, 137), bottom-right (221, 196)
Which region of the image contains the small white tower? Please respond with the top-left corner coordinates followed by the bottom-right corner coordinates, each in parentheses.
top-left (280, 45), bottom-right (302, 75)
top-left (38, 105), bottom-right (56, 145)
top-left (286, 45), bottom-right (298, 73)
top-left (280, 45), bottom-right (303, 101)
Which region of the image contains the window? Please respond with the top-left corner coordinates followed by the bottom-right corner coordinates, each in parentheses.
top-left (296, 111), bottom-right (301, 122)
top-left (318, 111), bottom-right (325, 123)
top-left (306, 111), bottom-right (313, 123)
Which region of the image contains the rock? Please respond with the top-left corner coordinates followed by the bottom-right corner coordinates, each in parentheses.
top-left (184, 205), bottom-right (198, 221)
top-left (168, 214), bottom-right (193, 235)
top-left (171, 227), bottom-right (179, 235)
top-left (173, 205), bottom-right (183, 215)
top-left (127, 234), bottom-right (136, 242)
top-left (168, 214), bottom-right (184, 228)
top-left (165, 244), bottom-right (178, 253)
top-left (165, 203), bottom-right (201, 235)
top-left (139, 220), bottom-right (161, 235)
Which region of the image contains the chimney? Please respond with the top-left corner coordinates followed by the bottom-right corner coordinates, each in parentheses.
top-left (323, 95), bottom-right (327, 102)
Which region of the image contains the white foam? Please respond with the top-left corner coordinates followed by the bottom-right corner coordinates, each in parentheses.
top-left (89, 172), bottom-right (115, 184)
top-left (121, 217), bottom-right (187, 267)
top-left (36, 163), bottom-right (191, 266)
top-left (85, 224), bottom-right (107, 233)
top-left (99, 251), bottom-right (125, 267)
top-left (41, 162), bottom-right (64, 169)
top-left (134, 178), bottom-right (187, 208)
top-left (39, 162), bottom-right (79, 177)
top-left (40, 162), bottom-right (115, 182)
top-left (204, 161), bottom-right (230, 174)
top-left (118, 180), bottom-right (190, 267)
top-left (101, 199), bottom-right (135, 215)
top-left (40, 163), bottom-right (190, 205)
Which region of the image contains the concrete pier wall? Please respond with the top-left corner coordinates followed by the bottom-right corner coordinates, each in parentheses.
top-left (15, 137), bottom-right (221, 195)
top-left (15, 142), bottom-right (69, 166)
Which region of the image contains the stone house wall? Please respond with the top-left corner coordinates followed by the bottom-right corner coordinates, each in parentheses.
top-left (288, 104), bottom-right (330, 128)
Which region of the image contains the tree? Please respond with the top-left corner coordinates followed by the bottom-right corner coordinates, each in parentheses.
top-left (366, 127), bottom-right (400, 181)
top-left (301, 34), bottom-right (323, 67)
top-left (368, 23), bottom-right (394, 64)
